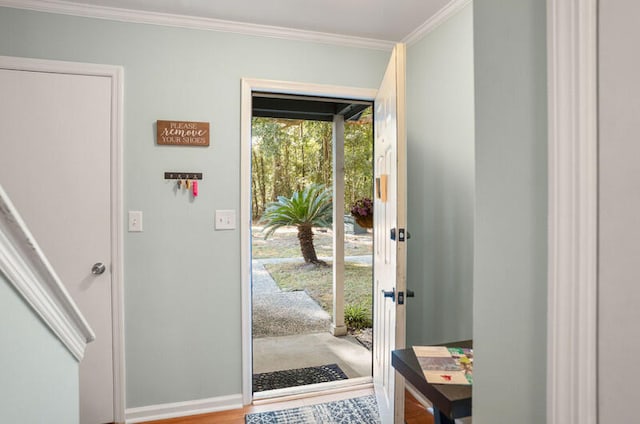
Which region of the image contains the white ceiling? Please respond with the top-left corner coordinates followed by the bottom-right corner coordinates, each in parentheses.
top-left (36, 0), bottom-right (453, 42)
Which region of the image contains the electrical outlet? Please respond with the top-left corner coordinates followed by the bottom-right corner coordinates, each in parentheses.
top-left (215, 210), bottom-right (236, 230)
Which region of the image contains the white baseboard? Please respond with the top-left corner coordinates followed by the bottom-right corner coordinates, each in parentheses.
top-left (125, 394), bottom-right (243, 423)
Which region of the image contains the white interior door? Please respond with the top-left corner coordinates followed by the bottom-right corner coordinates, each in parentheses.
top-left (0, 66), bottom-right (115, 423)
top-left (373, 44), bottom-right (407, 424)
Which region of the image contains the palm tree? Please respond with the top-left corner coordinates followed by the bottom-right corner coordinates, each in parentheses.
top-left (261, 184), bottom-right (332, 264)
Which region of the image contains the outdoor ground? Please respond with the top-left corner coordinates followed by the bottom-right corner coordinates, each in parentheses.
top-left (252, 225), bottom-right (373, 259)
top-left (252, 224), bottom-right (373, 342)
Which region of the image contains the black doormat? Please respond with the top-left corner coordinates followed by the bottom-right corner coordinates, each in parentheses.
top-left (253, 363), bottom-right (348, 392)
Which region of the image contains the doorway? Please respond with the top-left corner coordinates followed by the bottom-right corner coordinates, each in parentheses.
top-left (250, 95), bottom-right (374, 397)
top-left (240, 80), bottom-right (378, 403)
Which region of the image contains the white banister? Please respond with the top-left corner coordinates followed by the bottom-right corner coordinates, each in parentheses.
top-left (0, 184), bottom-right (95, 361)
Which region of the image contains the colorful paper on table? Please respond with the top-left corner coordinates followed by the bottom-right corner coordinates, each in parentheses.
top-left (449, 347), bottom-right (474, 385)
top-left (423, 370), bottom-right (470, 385)
top-left (412, 345), bottom-right (473, 385)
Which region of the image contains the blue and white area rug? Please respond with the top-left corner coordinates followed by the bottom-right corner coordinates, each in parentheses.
top-left (245, 395), bottom-right (381, 423)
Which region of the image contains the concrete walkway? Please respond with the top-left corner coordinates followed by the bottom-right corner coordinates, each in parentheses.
top-left (251, 255), bottom-right (372, 337)
top-left (253, 332), bottom-right (372, 377)
top-left (252, 259), bottom-right (331, 337)
top-left (252, 255), bottom-right (373, 378)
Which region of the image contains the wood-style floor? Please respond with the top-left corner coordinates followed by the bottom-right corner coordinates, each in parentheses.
top-left (144, 389), bottom-right (434, 424)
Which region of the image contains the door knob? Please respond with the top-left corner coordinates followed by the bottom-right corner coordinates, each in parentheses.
top-left (91, 262), bottom-right (106, 275)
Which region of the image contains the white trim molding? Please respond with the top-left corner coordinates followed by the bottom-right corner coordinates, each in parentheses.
top-left (0, 185), bottom-right (95, 361)
top-left (108, 60), bottom-right (127, 424)
top-left (125, 394), bottom-right (243, 423)
top-left (0, 54), bottom-right (126, 423)
top-left (240, 78), bottom-right (377, 404)
top-left (546, 1), bottom-right (598, 424)
top-left (402, 0), bottom-right (472, 46)
top-left (0, 0), bottom-right (395, 51)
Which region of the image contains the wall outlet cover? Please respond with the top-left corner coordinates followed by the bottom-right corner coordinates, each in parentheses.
top-left (128, 211), bottom-right (143, 232)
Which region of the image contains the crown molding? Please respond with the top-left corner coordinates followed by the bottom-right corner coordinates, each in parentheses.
top-left (0, 184), bottom-right (95, 361)
top-left (0, 0), bottom-right (395, 51)
top-left (402, 0), bottom-right (472, 46)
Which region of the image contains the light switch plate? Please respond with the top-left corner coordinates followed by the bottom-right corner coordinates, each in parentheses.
top-left (215, 209), bottom-right (236, 230)
top-left (128, 211), bottom-right (143, 232)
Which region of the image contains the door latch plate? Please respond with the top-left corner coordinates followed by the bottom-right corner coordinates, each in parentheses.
top-left (390, 228), bottom-right (406, 242)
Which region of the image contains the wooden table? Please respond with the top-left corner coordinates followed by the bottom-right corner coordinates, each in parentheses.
top-left (392, 341), bottom-right (472, 424)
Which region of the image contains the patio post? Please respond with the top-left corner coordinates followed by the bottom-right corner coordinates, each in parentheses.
top-left (331, 114), bottom-right (347, 336)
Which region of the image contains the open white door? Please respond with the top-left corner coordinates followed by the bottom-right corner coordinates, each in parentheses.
top-left (373, 44), bottom-right (407, 424)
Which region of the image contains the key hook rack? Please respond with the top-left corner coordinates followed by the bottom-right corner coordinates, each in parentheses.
top-left (165, 172), bottom-right (202, 197)
top-left (164, 172), bottom-right (203, 180)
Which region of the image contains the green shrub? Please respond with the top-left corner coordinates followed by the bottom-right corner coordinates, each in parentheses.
top-left (344, 303), bottom-right (371, 329)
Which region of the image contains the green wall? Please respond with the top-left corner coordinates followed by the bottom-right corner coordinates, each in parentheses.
top-left (0, 273), bottom-right (80, 423)
top-left (405, 4), bottom-right (475, 346)
top-left (599, 1), bottom-right (640, 421)
top-left (0, 7), bottom-right (388, 408)
top-left (473, 1), bottom-right (547, 422)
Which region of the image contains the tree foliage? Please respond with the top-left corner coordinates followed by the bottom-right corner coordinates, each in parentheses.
top-left (261, 184), bottom-right (333, 264)
top-left (251, 108), bottom-right (373, 219)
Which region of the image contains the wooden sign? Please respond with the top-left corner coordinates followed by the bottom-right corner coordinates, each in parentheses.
top-left (157, 120), bottom-right (210, 146)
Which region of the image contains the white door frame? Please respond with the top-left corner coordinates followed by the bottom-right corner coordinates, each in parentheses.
top-left (0, 55), bottom-right (126, 423)
top-left (240, 78), bottom-right (377, 404)
top-left (546, 1), bottom-right (598, 424)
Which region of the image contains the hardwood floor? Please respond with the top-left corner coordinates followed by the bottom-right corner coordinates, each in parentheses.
top-left (144, 389), bottom-right (434, 424)
top-left (404, 390), bottom-right (435, 424)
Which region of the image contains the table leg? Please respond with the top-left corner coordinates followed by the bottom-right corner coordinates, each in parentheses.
top-left (433, 407), bottom-right (455, 424)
